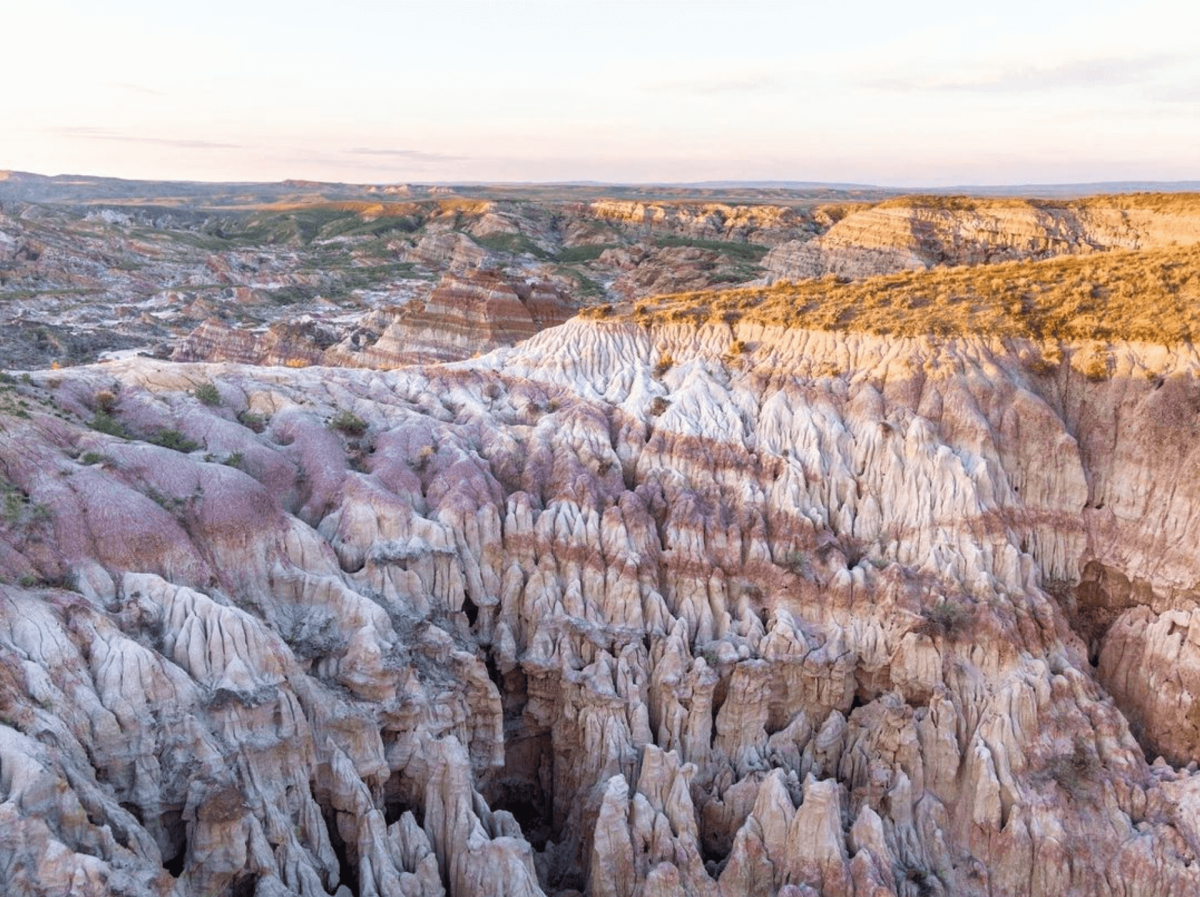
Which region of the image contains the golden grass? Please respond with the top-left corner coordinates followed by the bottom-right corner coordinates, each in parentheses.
top-left (626, 244), bottom-right (1200, 344)
top-left (872, 192), bottom-right (1200, 215)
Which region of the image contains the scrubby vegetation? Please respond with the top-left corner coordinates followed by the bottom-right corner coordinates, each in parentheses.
top-left (914, 600), bottom-right (974, 639)
top-left (149, 429), bottom-right (200, 453)
top-left (193, 381), bottom-right (221, 406)
top-left (88, 410), bottom-right (127, 438)
top-left (628, 244), bottom-right (1200, 343)
top-left (328, 409), bottom-right (367, 436)
top-left (238, 411), bottom-right (267, 433)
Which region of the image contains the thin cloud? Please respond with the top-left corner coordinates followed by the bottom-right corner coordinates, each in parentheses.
top-left (639, 72), bottom-right (788, 96)
top-left (109, 82), bottom-right (162, 96)
top-left (51, 127), bottom-right (239, 149)
top-left (344, 148), bottom-right (465, 163)
top-left (865, 53), bottom-right (1179, 93)
top-left (1149, 83), bottom-right (1200, 103)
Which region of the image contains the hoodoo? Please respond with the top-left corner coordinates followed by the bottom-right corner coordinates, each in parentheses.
top-left (5, 184), bottom-right (1200, 896)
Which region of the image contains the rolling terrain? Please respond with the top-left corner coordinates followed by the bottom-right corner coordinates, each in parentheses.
top-left (3, 183), bottom-right (1200, 896)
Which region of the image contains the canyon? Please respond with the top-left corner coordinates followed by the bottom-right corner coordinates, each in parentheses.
top-left (3, 181), bottom-right (1200, 896)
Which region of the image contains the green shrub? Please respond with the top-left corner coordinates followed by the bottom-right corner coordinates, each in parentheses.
top-left (328, 409), bottom-right (367, 436)
top-left (88, 411), bottom-right (127, 438)
top-left (784, 550), bottom-right (808, 575)
top-left (3, 493), bottom-right (22, 524)
top-left (238, 410), bottom-right (267, 433)
top-left (194, 382), bottom-right (221, 406)
top-left (149, 429), bottom-right (200, 453)
top-left (80, 452), bottom-right (105, 466)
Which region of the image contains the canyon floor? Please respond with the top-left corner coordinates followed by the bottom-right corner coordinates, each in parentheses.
top-left (3, 177), bottom-right (1200, 897)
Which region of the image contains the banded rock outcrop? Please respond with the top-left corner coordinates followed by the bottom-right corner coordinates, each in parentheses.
top-left (584, 202), bottom-right (816, 246)
top-left (764, 195), bottom-right (1200, 282)
top-left (325, 272), bottom-right (573, 367)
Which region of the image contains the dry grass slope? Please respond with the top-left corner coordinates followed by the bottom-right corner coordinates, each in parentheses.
top-left (629, 243), bottom-right (1200, 343)
top-left (874, 191), bottom-right (1200, 215)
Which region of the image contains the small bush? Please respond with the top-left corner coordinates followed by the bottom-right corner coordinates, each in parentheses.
top-left (328, 410), bottom-right (367, 436)
top-left (80, 452), bottom-right (105, 466)
top-left (41, 571), bottom-right (78, 592)
top-left (653, 353), bottom-right (675, 378)
top-left (727, 339), bottom-right (747, 356)
top-left (784, 550), bottom-right (808, 575)
top-left (145, 487), bottom-right (184, 512)
top-left (223, 452), bottom-right (244, 469)
top-left (238, 411), bottom-right (266, 433)
top-left (1028, 343), bottom-right (1063, 375)
top-left (193, 382), bottom-right (221, 406)
top-left (1074, 345), bottom-right (1110, 381)
top-left (648, 396), bottom-right (670, 416)
top-left (3, 493), bottom-right (23, 524)
top-left (914, 600), bottom-right (973, 639)
top-left (93, 389), bottom-right (118, 414)
top-left (88, 411), bottom-right (127, 438)
top-left (18, 574), bottom-right (37, 588)
top-left (149, 429), bottom-right (200, 453)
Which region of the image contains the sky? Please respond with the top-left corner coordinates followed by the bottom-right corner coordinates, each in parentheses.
top-left (2, 0), bottom-right (1198, 186)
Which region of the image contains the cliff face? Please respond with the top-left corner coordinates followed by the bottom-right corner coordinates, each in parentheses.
top-left (764, 195), bottom-right (1200, 281)
top-left (172, 273), bottom-right (575, 369)
top-left (324, 272), bottom-right (573, 367)
top-left (583, 201), bottom-right (816, 245)
top-left (3, 317), bottom-right (1200, 896)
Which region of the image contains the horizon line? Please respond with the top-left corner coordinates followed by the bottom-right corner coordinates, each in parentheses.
top-left (3, 168), bottom-right (1200, 194)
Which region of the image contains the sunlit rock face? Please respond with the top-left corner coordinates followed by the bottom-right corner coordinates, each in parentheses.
top-left (324, 271), bottom-right (574, 367)
top-left (172, 273), bottom-right (574, 371)
top-left (3, 318), bottom-right (1200, 896)
top-left (763, 196), bottom-right (1200, 281)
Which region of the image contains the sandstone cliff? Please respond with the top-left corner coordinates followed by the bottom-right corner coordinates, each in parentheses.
top-left (3, 305), bottom-right (1200, 895)
top-left (764, 194), bottom-right (1200, 281)
top-left (171, 272), bottom-right (575, 370)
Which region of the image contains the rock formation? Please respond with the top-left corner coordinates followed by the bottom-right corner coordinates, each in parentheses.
top-left (4, 302), bottom-right (1200, 895)
top-left (764, 194), bottom-right (1200, 281)
top-left (324, 272), bottom-right (573, 367)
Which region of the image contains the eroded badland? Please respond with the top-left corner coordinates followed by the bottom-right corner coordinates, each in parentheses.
top-left (4, 174), bottom-right (1200, 896)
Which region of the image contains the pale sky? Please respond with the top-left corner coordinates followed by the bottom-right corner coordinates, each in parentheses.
top-left (3, 0), bottom-right (1198, 186)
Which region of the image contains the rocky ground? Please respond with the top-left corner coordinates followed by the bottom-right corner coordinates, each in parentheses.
top-left (11, 181), bottom-right (1200, 376)
top-left (4, 309), bottom-right (1200, 895)
top-left (0, 195), bottom-right (823, 371)
top-left (4, 183), bottom-right (1200, 896)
